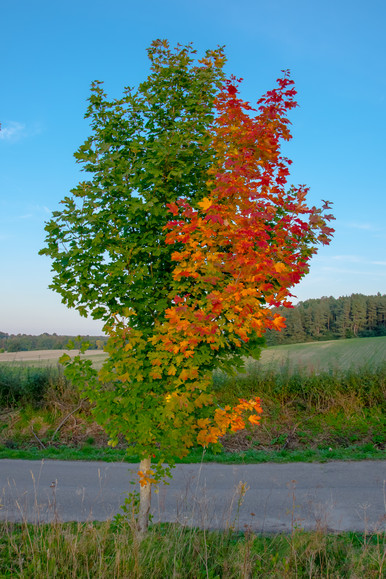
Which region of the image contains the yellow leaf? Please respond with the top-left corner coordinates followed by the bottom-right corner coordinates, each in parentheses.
top-left (198, 197), bottom-right (213, 211)
top-left (168, 365), bottom-right (177, 376)
top-left (274, 262), bottom-right (287, 273)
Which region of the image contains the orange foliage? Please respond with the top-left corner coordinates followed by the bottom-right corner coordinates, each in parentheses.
top-left (149, 72), bottom-right (333, 456)
top-left (196, 397), bottom-right (263, 446)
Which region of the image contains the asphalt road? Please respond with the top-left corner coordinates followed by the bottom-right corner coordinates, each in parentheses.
top-left (1, 459), bottom-right (385, 533)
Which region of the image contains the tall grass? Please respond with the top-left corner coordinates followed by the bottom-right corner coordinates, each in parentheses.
top-left (0, 520), bottom-right (384, 578)
top-left (210, 363), bottom-right (386, 456)
top-left (1, 362), bottom-right (385, 457)
top-left (0, 365), bottom-right (73, 408)
top-left (2, 361), bottom-right (384, 411)
top-left (213, 362), bottom-right (386, 409)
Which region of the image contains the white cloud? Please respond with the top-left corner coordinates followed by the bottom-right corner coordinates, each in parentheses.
top-left (329, 255), bottom-right (362, 263)
top-left (0, 121), bottom-right (42, 142)
top-left (346, 221), bottom-right (379, 231)
top-left (320, 266), bottom-right (386, 277)
top-left (317, 256), bottom-right (386, 267)
top-left (0, 121), bottom-right (26, 141)
top-left (17, 205), bottom-right (52, 220)
top-left (321, 266), bottom-right (368, 274)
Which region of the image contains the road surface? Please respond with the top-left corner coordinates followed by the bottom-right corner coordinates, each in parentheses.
top-left (1, 459), bottom-right (385, 533)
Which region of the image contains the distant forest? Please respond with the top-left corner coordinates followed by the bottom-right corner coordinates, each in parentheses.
top-left (1, 294), bottom-right (385, 352)
top-left (265, 293), bottom-right (386, 346)
top-left (0, 333), bottom-right (107, 352)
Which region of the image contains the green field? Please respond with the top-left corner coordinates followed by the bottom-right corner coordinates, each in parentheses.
top-left (1, 335), bottom-right (385, 373)
top-left (255, 336), bottom-right (386, 372)
top-left (0, 349), bottom-right (107, 369)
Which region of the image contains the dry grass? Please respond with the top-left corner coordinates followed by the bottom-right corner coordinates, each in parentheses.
top-left (0, 349), bottom-right (107, 367)
top-left (1, 517), bottom-right (384, 577)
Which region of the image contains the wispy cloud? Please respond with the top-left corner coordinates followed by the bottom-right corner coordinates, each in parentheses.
top-left (321, 266), bottom-right (369, 274)
top-left (0, 121), bottom-right (26, 141)
top-left (346, 221), bottom-right (379, 231)
top-left (318, 255), bottom-right (386, 267)
top-left (330, 255), bottom-right (362, 263)
top-left (0, 121), bottom-right (42, 142)
top-left (16, 205), bottom-right (52, 221)
top-left (320, 266), bottom-right (386, 277)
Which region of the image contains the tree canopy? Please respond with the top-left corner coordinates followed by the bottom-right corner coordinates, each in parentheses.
top-left (40, 40), bottom-right (334, 531)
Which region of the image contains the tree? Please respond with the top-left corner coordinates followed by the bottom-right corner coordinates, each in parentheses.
top-left (350, 294), bottom-right (367, 336)
top-left (286, 307), bottom-right (306, 343)
top-left (335, 297), bottom-right (351, 338)
top-left (40, 41), bottom-right (334, 533)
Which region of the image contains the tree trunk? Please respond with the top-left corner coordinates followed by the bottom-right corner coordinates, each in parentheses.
top-left (138, 457), bottom-right (152, 535)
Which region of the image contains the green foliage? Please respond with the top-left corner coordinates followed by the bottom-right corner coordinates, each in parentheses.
top-left (39, 40), bottom-right (232, 469)
top-left (40, 40), bottom-right (226, 326)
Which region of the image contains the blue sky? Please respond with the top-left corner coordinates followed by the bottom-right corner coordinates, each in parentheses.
top-left (1, 0), bottom-right (385, 335)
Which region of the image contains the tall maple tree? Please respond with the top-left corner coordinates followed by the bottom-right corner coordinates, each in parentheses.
top-left (41, 42), bottom-right (334, 533)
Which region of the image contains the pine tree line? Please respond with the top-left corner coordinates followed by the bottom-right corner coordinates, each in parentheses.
top-left (265, 293), bottom-right (386, 345)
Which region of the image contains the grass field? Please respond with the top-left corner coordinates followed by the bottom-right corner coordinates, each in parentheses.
top-left (1, 335), bottom-right (385, 372)
top-left (0, 348), bottom-right (107, 368)
top-left (257, 336), bottom-right (386, 372)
